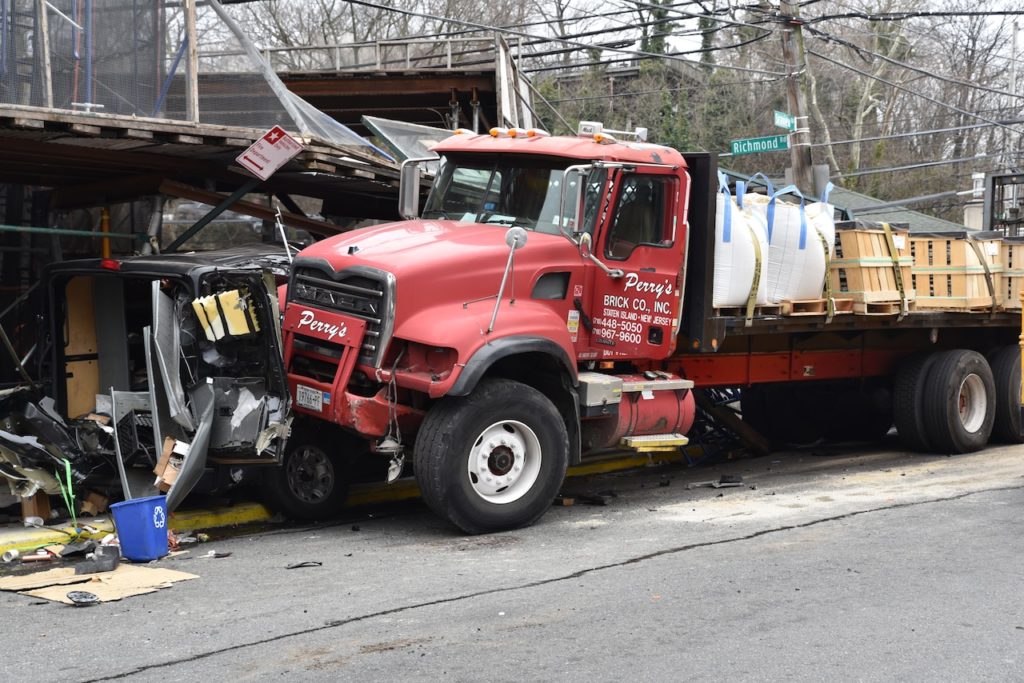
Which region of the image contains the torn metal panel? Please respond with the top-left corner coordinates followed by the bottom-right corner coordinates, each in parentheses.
top-left (152, 282), bottom-right (196, 432)
top-left (23, 402), bottom-right (81, 464)
top-left (110, 391), bottom-right (159, 501)
top-left (166, 382), bottom-right (215, 512)
top-left (0, 461), bottom-right (62, 498)
top-left (209, 377), bottom-right (267, 450)
top-left (0, 429), bottom-right (66, 471)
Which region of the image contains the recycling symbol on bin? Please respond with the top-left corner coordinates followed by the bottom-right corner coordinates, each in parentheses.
top-left (153, 506), bottom-right (166, 529)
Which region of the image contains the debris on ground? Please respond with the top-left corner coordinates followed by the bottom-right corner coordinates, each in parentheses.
top-left (285, 561), bottom-right (322, 569)
top-left (553, 496), bottom-right (575, 506)
top-left (0, 564), bottom-right (198, 604)
top-left (686, 474), bottom-right (745, 490)
top-left (577, 493), bottom-right (615, 506)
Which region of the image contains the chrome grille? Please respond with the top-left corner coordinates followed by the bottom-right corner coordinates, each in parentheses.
top-left (291, 266), bottom-right (388, 364)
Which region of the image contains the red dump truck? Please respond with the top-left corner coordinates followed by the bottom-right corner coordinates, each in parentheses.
top-left (277, 123), bottom-right (1023, 533)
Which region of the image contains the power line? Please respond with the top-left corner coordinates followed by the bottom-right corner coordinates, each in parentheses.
top-left (805, 10), bottom-right (1024, 25)
top-left (807, 48), bottom-right (1024, 135)
top-left (810, 118), bottom-right (1024, 149)
top-left (805, 26), bottom-right (1024, 101)
top-left (544, 77), bottom-right (778, 103)
top-left (339, 0), bottom-right (790, 76)
top-left (834, 150), bottom-right (1024, 179)
top-left (524, 29), bottom-right (776, 73)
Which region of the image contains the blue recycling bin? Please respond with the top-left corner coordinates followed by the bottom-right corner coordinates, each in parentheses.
top-left (109, 495), bottom-right (169, 561)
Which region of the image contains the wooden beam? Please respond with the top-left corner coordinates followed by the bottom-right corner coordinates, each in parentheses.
top-left (36, 0), bottom-right (53, 108)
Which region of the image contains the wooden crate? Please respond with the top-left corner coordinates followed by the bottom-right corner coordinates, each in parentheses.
top-left (829, 221), bottom-right (915, 306)
top-left (909, 231), bottom-right (1003, 310)
top-left (1000, 237), bottom-right (1024, 309)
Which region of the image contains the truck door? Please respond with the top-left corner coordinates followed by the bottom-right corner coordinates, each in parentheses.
top-left (584, 168), bottom-right (686, 360)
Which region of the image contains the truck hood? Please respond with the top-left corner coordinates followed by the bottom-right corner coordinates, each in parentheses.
top-left (296, 220), bottom-right (576, 283)
top-left (293, 220), bottom-right (580, 342)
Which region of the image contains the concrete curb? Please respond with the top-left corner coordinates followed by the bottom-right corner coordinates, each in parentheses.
top-left (1, 451), bottom-right (687, 555)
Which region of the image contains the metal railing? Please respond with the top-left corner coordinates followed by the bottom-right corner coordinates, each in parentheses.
top-left (199, 37), bottom-right (506, 74)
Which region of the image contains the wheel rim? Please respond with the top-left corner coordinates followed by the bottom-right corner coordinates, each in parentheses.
top-left (467, 420), bottom-right (542, 505)
top-left (957, 373), bottom-right (987, 433)
top-left (286, 445), bottom-right (334, 504)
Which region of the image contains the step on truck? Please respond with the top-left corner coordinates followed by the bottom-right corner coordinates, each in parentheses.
top-left (279, 123), bottom-right (1023, 533)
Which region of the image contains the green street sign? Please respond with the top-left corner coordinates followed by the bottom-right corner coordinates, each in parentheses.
top-left (773, 110), bottom-right (796, 131)
top-left (730, 134), bottom-right (790, 156)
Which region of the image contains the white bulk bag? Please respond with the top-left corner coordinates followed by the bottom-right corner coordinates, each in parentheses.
top-left (712, 171), bottom-right (769, 308)
top-left (742, 181), bottom-right (836, 303)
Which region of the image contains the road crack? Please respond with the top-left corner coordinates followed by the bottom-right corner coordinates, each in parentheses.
top-left (87, 484), bottom-right (1024, 681)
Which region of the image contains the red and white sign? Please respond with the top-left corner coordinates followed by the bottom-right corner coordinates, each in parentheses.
top-left (235, 126), bottom-right (302, 180)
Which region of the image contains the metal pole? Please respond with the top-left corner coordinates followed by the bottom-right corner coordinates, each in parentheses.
top-left (164, 178), bottom-right (260, 253)
top-left (779, 0), bottom-right (814, 193)
top-left (36, 0), bottom-right (53, 107)
top-left (184, 0), bottom-right (199, 122)
top-left (84, 0), bottom-right (92, 106)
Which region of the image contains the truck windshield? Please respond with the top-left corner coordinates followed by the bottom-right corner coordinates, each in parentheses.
top-left (422, 154), bottom-right (583, 235)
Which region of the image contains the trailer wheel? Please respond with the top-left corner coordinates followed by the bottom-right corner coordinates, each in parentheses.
top-left (921, 350), bottom-right (995, 454)
top-left (893, 353), bottom-right (940, 452)
top-left (988, 345), bottom-right (1023, 443)
top-left (261, 427), bottom-right (351, 520)
top-left (414, 378), bottom-right (569, 534)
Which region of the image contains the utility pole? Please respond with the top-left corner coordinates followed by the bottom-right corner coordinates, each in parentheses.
top-left (779, 0), bottom-right (813, 194)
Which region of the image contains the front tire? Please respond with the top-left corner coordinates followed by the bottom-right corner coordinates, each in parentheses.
top-left (921, 349), bottom-right (995, 454)
top-left (261, 427), bottom-right (351, 520)
top-left (414, 378), bottom-right (569, 534)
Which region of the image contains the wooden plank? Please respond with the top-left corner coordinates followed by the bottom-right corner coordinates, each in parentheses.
top-left (694, 389), bottom-right (771, 457)
top-left (119, 128), bottom-right (155, 140)
top-left (69, 123), bottom-right (101, 136)
top-left (172, 134), bottom-right (204, 145)
top-left (12, 117), bottom-right (44, 129)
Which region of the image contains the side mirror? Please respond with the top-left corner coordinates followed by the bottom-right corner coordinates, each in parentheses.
top-left (399, 160), bottom-right (423, 220)
top-left (578, 231), bottom-right (593, 259)
top-left (577, 230), bottom-right (624, 279)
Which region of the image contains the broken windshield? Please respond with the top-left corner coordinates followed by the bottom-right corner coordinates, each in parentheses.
top-left (422, 154), bottom-right (583, 235)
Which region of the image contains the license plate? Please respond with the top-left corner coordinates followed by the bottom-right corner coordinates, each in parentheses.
top-left (295, 385), bottom-right (324, 412)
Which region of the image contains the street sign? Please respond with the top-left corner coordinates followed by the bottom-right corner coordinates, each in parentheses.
top-left (730, 134), bottom-right (790, 156)
top-left (773, 110), bottom-right (796, 131)
top-left (236, 125), bottom-right (303, 181)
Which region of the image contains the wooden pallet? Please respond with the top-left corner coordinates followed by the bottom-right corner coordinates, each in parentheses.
top-left (1000, 239), bottom-right (1024, 308)
top-left (853, 300), bottom-right (915, 315)
top-left (715, 304), bottom-right (782, 318)
top-left (779, 298), bottom-right (854, 316)
top-left (910, 297), bottom-right (997, 311)
top-left (831, 222), bottom-right (915, 306)
top-left (910, 234), bottom-right (1003, 311)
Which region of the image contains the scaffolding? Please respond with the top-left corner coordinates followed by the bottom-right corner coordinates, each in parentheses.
top-left (0, 0), bottom-right (374, 151)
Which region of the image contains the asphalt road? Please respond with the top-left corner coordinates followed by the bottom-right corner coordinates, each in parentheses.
top-left (3, 438), bottom-right (1023, 682)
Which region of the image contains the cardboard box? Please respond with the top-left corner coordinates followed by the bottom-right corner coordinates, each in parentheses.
top-left (80, 491), bottom-right (109, 516)
top-left (21, 491), bottom-right (51, 521)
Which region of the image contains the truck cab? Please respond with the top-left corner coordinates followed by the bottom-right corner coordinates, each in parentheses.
top-left (282, 123), bottom-right (700, 533)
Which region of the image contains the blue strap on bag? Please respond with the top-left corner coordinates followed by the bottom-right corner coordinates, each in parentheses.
top-left (717, 171), bottom-right (733, 243)
top-left (819, 181), bottom-right (834, 205)
top-left (769, 184), bottom-right (808, 249)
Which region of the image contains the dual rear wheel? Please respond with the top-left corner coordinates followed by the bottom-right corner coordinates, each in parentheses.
top-left (893, 347), bottom-right (1022, 454)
